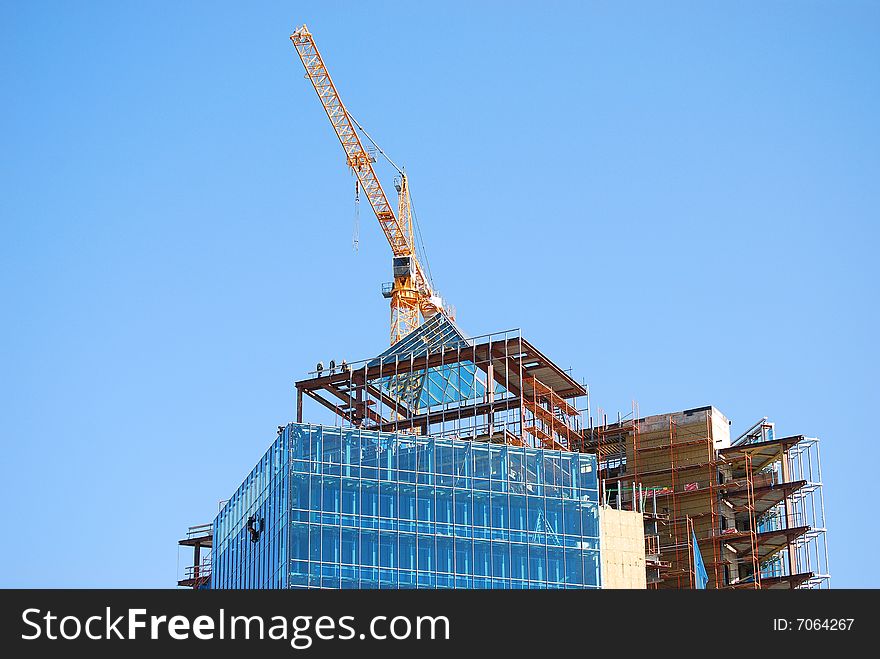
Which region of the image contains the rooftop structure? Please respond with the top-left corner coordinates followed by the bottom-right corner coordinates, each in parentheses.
top-left (295, 315), bottom-right (586, 450)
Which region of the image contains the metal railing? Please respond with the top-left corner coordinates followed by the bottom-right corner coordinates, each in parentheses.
top-left (183, 556), bottom-right (212, 581)
top-left (185, 523), bottom-right (213, 539)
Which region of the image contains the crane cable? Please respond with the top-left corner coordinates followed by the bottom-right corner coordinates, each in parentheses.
top-left (348, 111), bottom-right (436, 291)
top-left (348, 112), bottom-right (403, 175)
top-left (407, 183), bottom-right (436, 291)
top-left (353, 180), bottom-right (360, 253)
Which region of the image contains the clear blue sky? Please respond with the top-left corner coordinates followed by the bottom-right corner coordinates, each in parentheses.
top-left (1, 1), bottom-right (877, 588)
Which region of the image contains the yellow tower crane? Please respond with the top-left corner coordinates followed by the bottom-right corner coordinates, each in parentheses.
top-left (290, 25), bottom-right (453, 345)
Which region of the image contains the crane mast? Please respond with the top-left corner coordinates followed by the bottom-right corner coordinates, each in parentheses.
top-left (290, 25), bottom-right (450, 344)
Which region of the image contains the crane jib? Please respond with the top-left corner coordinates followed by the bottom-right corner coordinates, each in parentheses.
top-left (290, 25), bottom-right (451, 343)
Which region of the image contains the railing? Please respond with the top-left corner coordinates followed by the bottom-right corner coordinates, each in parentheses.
top-left (732, 417), bottom-right (775, 446)
top-left (186, 523), bottom-right (213, 539)
top-left (183, 556), bottom-right (212, 581)
top-left (300, 326), bottom-right (523, 378)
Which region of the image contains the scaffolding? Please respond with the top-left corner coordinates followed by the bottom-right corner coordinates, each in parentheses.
top-left (721, 432), bottom-right (830, 588)
top-left (580, 407), bottom-right (829, 589)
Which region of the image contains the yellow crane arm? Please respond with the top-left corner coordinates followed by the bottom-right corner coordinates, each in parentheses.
top-left (290, 26), bottom-right (412, 258)
top-left (290, 25), bottom-right (448, 343)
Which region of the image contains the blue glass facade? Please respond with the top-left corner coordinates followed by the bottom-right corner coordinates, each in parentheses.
top-left (212, 423), bottom-right (601, 589)
top-left (211, 431), bottom-right (289, 588)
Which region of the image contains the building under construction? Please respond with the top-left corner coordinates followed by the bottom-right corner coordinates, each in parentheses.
top-left (180, 316), bottom-right (830, 590)
top-left (178, 25), bottom-right (830, 590)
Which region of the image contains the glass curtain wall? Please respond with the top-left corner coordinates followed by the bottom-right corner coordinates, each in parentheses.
top-left (212, 423), bottom-right (601, 589)
top-left (212, 430), bottom-right (291, 589)
top-left (288, 424), bottom-right (601, 589)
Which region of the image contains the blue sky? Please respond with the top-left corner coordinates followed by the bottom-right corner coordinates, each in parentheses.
top-left (1, 1), bottom-right (877, 587)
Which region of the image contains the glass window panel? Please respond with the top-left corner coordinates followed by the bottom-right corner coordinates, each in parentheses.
top-left (584, 550), bottom-right (600, 587)
top-left (342, 430), bottom-right (360, 477)
top-left (341, 478), bottom-right (358, 515)
top-left (563, 500), bottom-right (581, 536)
top-left (417, 487), bottom-right (434, 522)
top-left (417, 440), bottom-right (434, 472)
top-left (309, 525), bottom-right (321, 562)
top-left (547, 546), bottom-right (564, 584)
top-left (436, 443), bottom-right (455, 478)
top-left (472, 444), bottom-right (490, 479)
top-left (473, 540), bottom-right (491, 577)
top-left (492, 542), bottom-right (510, 578)
top-left (417, 571), bottom-right (437, 589)
top-left (529, 544), bottom-right (546, 582)
top-left (379, 531), bottom-right (397, 568)
top-left (360, 482), bottom-right (379, 519)
top-left (564, 548), bottom-right (584, 585)
top-left (322, 526), bottom-right (340, 563)
top-left (310, 477), bottom-right (322, 510)
top-left (525, 449), bottom-right (541, 480)
top-left (490, 492), bottom-right (508, 529)
top-left (453, 443), bottom-right (470, 479)
top-left (510, 543), bottom-right (528, 581)
top-left (581, 502), bottom-right (599, 538)
top-left (291, 473), bottom-right (310, 511)
top-left (528, 496), bottom-right (545, 542)
top-left (436, 487), bottom-right (454, 525)
top-left (322, 477), bottom-right (340, 513)
top-left (509, 494), bottom-right (528, 531)
top-left (398, 444), bottom-right (417, 475)
top-left (398, 533), bottom-right (416, 571)
top-left (380, 481), bottom-right (399, 519)
top-left (454, 490), bottom-right (472, 526)
top-left (454, 538), bottom-right (472, 575)
top-left (341, 527), bottom-right (358, 565)
top-left (417, 536), bottom-right (434, 572)
top-left (360, 530), bottom-right (378, 567)
top-left (398, 570), bottom-right (416, 589)
top-left (545, 498), bottom-right (563, 543)
top-left (437, 536), bottom-right (454, 574)
top-left (398, 483), bottom-right (416, 521)
top-left (473, 490), bottom-right (490, 528)
top-left (489, 445), bottom-right (506, 480)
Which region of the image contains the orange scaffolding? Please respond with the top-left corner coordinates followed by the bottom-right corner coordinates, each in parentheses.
top-left (579, 406), bottom-right (802, 589)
